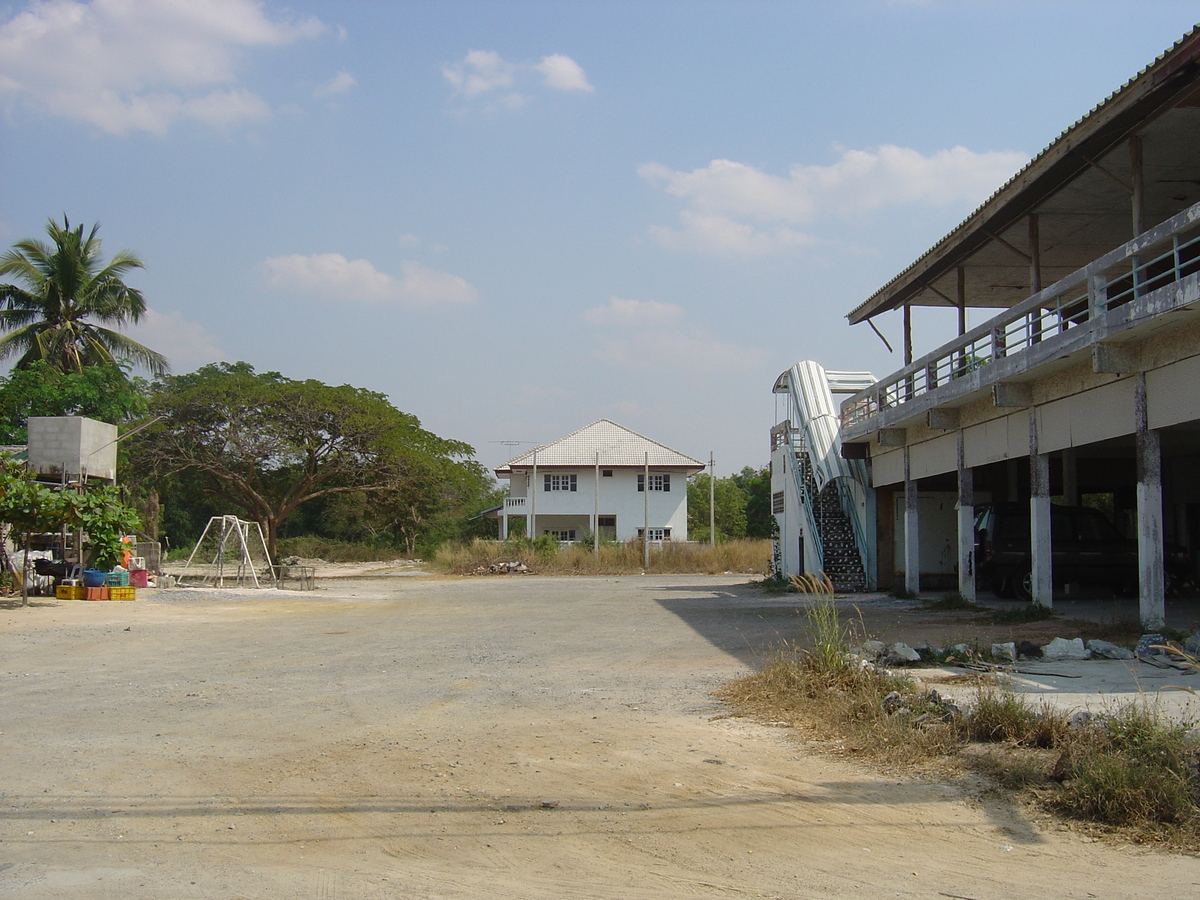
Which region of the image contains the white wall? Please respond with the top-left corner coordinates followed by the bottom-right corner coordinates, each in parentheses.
top-left (27, 416), bottom-right (118, 482)
top-left (501, 467), bottom-right (692, 540)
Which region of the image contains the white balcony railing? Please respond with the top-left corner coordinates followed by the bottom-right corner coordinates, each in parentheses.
top-left (842, 201), bottom-right (1200, 432)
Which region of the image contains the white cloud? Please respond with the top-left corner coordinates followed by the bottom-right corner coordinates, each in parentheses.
top-left (535, 54), bottom-right (593, 92)
top-left (443, 49), bottom-right (592, 108)
top-left (315, 70), bottom-right (355, 98)
top-left (442, 49), bottom-right (515, 98)
top-left (582, 297), bottom-right (763, 373)
top-left (0, 0), bottom-right (326, 134)
top-left (640, 145), bottom-right (1028, 257)
top-left (581, 296), bottom-right (683, 327)
top-left (120, 308), bottom-right (225, 370)
top-left (263, 253), bottom-right (480, 308)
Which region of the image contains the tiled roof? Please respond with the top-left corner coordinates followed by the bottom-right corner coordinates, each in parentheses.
top-left (496, 420), bottom-right (704, 473)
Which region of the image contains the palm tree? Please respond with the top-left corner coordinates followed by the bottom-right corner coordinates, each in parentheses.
top-left (0, 217), bottom-right (169, 376)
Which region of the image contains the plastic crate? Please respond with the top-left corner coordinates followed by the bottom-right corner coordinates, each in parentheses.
top-left (108, 586), bottom-right (135, 601)
top-left (56, 585), bottom-right (85, 600)
top-left (104, 571), bottom-right (130, 587)
top-left (85, 587), bottom-right (109, 601)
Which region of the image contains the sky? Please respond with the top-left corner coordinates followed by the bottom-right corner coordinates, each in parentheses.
top-left (1, 0), bottom-right (1198, 478)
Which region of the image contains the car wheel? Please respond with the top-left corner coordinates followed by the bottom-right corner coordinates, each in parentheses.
top-left (1014, 568), bottom-right (1034, 602)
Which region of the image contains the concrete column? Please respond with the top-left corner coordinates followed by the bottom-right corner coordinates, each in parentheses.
top-left (1030, 409), bottom-right (1053, 608)
top-left (1135, 372), bottom-right (1165, 629)
top-left (957, 429), bottom-right (976, 602)
top-left (904, 447), bottom-right (920, 596)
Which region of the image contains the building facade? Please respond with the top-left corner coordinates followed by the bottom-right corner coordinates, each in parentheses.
top-left (837, 28), bottom-right (1200, 627)
top-left (494, 420), bottom-right (704, 542)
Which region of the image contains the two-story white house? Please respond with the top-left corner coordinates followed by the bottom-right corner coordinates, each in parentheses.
top-left (494, 420), bottom-right (705, 542)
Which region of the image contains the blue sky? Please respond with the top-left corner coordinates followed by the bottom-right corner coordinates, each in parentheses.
top-left (2, 0), bottom-right (1197, 476)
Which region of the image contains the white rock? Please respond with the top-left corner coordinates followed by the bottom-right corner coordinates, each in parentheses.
top-left (991, 642), bottom-right (1016, 662)
top-left (1041, 637), bottom-right (1089, 660)
top-left (886, 642), bottom-right (922, 664)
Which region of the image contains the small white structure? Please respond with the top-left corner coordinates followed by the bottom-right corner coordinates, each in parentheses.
top-left (26, 416), bottom-right (118, 482)
top-left (494, 420), bottom-right (704, 542)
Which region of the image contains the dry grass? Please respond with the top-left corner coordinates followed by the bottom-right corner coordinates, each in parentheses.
top-left (716, 600), bottom-right (1200, 845)
top-left (433, 537), bottom-right (770, 576)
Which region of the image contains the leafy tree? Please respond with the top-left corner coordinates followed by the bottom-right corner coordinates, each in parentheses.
top-left (0, 460), bottom-right (69, 605)
top-left (0, 217), bottom-right (168, 376)
top-left (0, 360), bottom-right (148, 444)
top-left (131, 362), bottom-right (481, 558)
top-left (730, 466), bottom-right (774, 539)
top-left (687, 472), bottom-right (749, 542)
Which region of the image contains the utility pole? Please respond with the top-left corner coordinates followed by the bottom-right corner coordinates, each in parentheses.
top-left (709, 452), bottom-right (715, 547)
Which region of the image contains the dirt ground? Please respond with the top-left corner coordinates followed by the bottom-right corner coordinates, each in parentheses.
top-left (2, 570), bottom-right (1198, 899)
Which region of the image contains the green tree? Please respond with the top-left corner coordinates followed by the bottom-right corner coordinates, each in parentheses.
top-left (0, 217), bottom-right (168, 376)
top-left (0, 360), bottom-right (148, 444)
top-left (131, 362), bottom-right (481, 558)
top-left (687, 473), bottom-right (749, 541)
top-left (730, 466), bottom-right (774, 539)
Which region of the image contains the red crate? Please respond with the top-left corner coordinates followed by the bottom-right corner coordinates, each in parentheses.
top-left (85, 587), bottom-right (109, 601)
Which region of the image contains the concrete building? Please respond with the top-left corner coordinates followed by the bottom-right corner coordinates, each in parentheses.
top-left (494, 420), bottom-right (705, 543)
top-left (837, 27), bottom-right (1200, 627)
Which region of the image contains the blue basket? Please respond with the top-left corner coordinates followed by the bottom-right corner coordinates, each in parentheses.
top-left (82, 569), bottom-right (106, 588)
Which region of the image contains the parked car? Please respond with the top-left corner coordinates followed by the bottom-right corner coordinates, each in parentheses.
top-left (974, 502), bottom-right (1190, 601)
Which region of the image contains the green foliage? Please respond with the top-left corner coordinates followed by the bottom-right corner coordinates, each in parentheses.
top-left (73, 485), bottom-right (140, 569)
top-left (0, 216), bottom-right (168, 375)
top-left (0, 360), bottom-right (148, 443)
top-left (730, 466), bottom-right (774, 538)
top-left (130, 362), bottom-right (486, 557)
top-left (688, 472), bottom-right (748, 540)
top-left (688, 466), bottom-right (773, 542)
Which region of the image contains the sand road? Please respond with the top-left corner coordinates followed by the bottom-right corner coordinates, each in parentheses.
top-left (1, 574), bottom-right (1196, 898)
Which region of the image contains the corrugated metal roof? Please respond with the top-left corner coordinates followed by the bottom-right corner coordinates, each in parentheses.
top-left (495, 420), bottom-right (704, 473)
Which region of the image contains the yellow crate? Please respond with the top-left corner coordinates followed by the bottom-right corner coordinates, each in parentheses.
top-left (56, 585), bottom-right (85, 600)
top-left (108, 586), bottom-right (136, 601)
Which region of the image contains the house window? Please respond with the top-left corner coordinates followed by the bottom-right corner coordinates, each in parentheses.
top-left (602, 469), bottom-right (613, 477)
top-left (636, 473), bottom-right (670, 492)
top-left (772, 491), bottom-right (785, 513)
top-left (637, 527), bottom-right (671, 541)
top-left (597, 516), bottom-right (616, 527)
top-left (544, 474), bottom-right (577, 492)
top-left (546, 529), bottom-right (576, 541)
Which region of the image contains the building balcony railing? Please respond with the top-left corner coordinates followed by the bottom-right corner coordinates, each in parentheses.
top-left (841, 200), bottom-right (1200, 436)
top-left (504, 497), bottom-right (527, 509)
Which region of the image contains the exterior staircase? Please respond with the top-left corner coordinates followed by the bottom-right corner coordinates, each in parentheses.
top-left (797, 448), bottom-right (867, 592)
